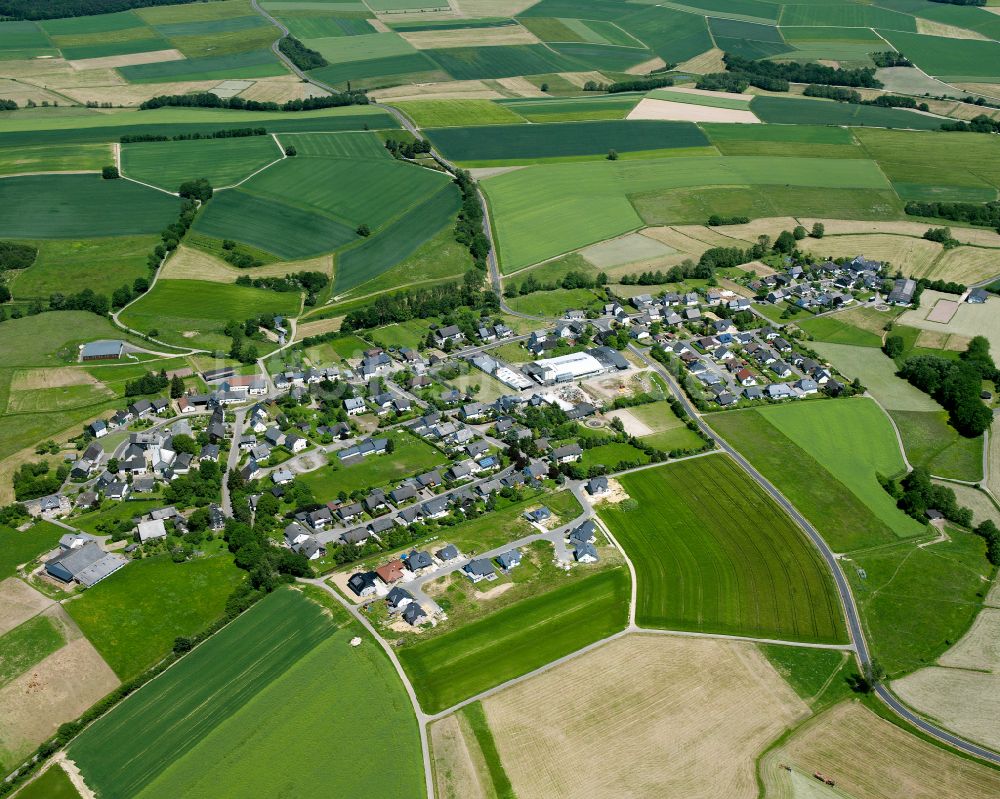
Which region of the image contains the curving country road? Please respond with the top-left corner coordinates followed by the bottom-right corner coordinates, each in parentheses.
top-left (631, 344), bottom-right (1000, 765)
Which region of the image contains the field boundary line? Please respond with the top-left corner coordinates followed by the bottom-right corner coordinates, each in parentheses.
top-left (217, 138), bottom-right (287, 191)
top-left (866, 392), bottom-right (914, 473)
top-left (631, 627), bottom-right (855, 650)
top-left (590, 511), bottom-right (637, 627)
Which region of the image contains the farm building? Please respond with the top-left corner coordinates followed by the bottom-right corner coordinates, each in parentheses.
top-left (81, 340), bottom-right (124, 361)
top-left (45, 541), bottom-right (127, 587)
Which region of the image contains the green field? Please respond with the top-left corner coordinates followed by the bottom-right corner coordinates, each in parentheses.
top-left (877, 30), bottom-right (1000, 80)
top-left (703, 123), bottom-right (864, 159)
top-left (69, 587), bottom-right (423, 799)
top-left (758, 645), bottom-right (852, 711)
top-left (750, 96), bottom-right (945, 130)
top-left (649, 87), bottom-right (752, 110)
top-left (602, 457), bottom-right (846, 642)
top-left (498, 95), bottom-right (641, 122)
top-left (119, 279), bottom-right (300, 349)
top-left (276, 131), bottom-right (390, 159)
top-left (483, 155), bottom-right (890, 270)
top-left (505, 287), bottom-right (603, 316)
top-left (304, 31), bottom-right (416, 63)
top-left (394, 99), bottom-right (526, 128)
top-left (712, 400), bottom-right (924, 552)
top-left (398, 568), bottom-right (629, 713)
top-left (119, 49), bottom-right (287, 83)
top-left (298, 431), bottom-right (448, 498)
top-left (846, 531), bottom-right (993, 676)
top-left (335, 182), bottom-right (460, 293)
top-left (579, 442), bottom-right (650, 470)
top-left (618, 401), bottom-right (705, 451)
top-left (121, 136), bottom-right (282, 191)
top-left (428, 119), bottom-right (710, 164)
top-left (0, 614), bottom-right (65, 688)
top-left (12, 765), bottom-right (80, 799)
top-left (0, 522), bottom-right (69, 580)
top-left (0, 143), bottom-right (111, 177)
top-left (0, 175), bottom-right (178, 239)
top-left (11, 235), bottom-right (159, 299)
top-left (280, 15), bottom-right (374, 39)
top-left (65, 553), bottom-right (246, 679)
top-left (425, 44), bottom-right (580, 81)
top-left (889, 410), bottom-right (984, 483)
top-left (797, 316), bottom-right (883, 348)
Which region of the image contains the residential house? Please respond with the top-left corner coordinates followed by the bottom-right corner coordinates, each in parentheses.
top-left (375, 559), bottom-right (405, 585)
top-left (406, 550), bottom-right (433, 572)
top-left (402, 602), bottom-right (427, 626)
top-left (387, 586), bottom-right (414, 612)
top-left (497, 549), bottom-right (521, 571)
top-left (348, 572), bottom-right (378, 597)
top-left (464, 559), bottom-right (497, 583)
top-left (586, 476), bottom-right (609, 495)
top-left (551, 444), bottom-right (582, 464)
top-left (575, 542), bottom-right (599, 563)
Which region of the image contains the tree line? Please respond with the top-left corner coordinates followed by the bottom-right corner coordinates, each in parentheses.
top-left (384, 137), bottom-right (432, 160)
top-left (905, 200), bottom-right (1000, 231)
top-left (505, 269), bottom-right (607, 297)
top-left (124, 369), bottom-right (169, 397)
top-left (235, 270), bottom-right (329, 299)
top-left (0, 0), bottom-right (203, 18)
top-left (119, 127), bottom-right (267, 143)
top-left (584, 76), bottom-right (674, 93)
top-left (941, 114), bottom-right (1000, 134)
top-left (139, 91), bottom-right (369, 112)
top-left (723, 53), bottom-right (882, 88)
top-left (341, 278), bottom-right (497, 332)
top-left (697, 71), bottom-right (786, 93)
top-left (278, 36), bottom-right (328, 71)
top-left (802, 84), bottom-right (928, 110)
top-left (0, 99), bottom-right (16, 111)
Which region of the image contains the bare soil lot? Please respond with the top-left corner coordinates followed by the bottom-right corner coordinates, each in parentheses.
top-left (0, 578), bottom-right (54, 637)
top-left (402, 26), bottom-right (538, 49)
top-left (762, 700), bottom-right (1000, 799)
top-left (627, 97), bottom-right (759, 124)
top-left (480, 634), bottom-right (807, 799)
top-left (68, 49), bottom-right (185, 71)
top-left (580, 231), bottom-right (675, 269)
top-left (900, 291), bottom-right (1000, 353)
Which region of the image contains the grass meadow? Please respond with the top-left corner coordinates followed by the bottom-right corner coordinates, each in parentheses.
top-left (121, 136), bottom-right (282, 191)
top-left (749, 96), bottom-right (944, 130)
top-left (0, 522), bottom-right (65, 580)
top-left (276, 131), bottom-right (390, 160)
top-left (601, 457), bottom-right (846, 643)
top-left (65, 552), bottom-right (245, 680)
top-left (70, 587), bottom-right (424, 799)
top-left (483, 155), bottom-right (890, 270)
top-left (0, 614), bottom-right (66, 688)
top-left (0, 143), bottom-right (111, 176)
top-left (498, 95), bottom-right (641, 123)
top-left (846, 530), bottom-right (993, 676)
top-left (711, 402), bottom-right (922, 552)
top-left (797, 316), bottom-right (883, 348)
top-left (0, 175), bottom-right (178, 239)
top-left (579, 442), bottom-right (650, 470)
top-left (395, 99), bottom-right (527, 128)
top-left (621, 401), bottom-right (705, 451)
top-left (398, 568), bottom-right (629, 713)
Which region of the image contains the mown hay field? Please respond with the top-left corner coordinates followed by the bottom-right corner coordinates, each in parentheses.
top-left (275, 131), bottom-right (390, 159)
top-left (398, 568), bottom-right (629, 713)
top-left (497, 95), bottom-right (640, 122)
top-left (428, 119), bottom-right (709, 164)
top-left (0, 142), bottom-right (111, 177)
top-left (761, 700), bottom-right (1000, 799)
top-left (477, 634), bottom-right (808, 799)
top-left (483, 155), bottom-right (890, 270)
top-left (395, 98), bottom-right (526, 127)
top-left (0, 175), bottom-right (178, 239)
top-left (70, 588), bottom-right (423, 799)
top-left (121, 135), bottom-right (282, 191)
top-left (711, 401), bottom-right (922, 552)
top-left (600, 456), bottom-right (846, 643)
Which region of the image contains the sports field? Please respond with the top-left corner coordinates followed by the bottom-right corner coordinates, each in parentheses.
top-left (120, 136), bottom-right (282, 191)
top-left (483, 155), bottom-right (890, 270)
top-left (65, 553), bottom-right (246, 679)
top-left (69, 588), bottom-right (423, 799)
top-left (601, 457), bottom-right (845, 642)
top-left (119, 279), bottom-right (300, 349)
top-left (398, 568), bottom-right (629, 713)
top-left (428, 119), bottom-right (710, 164)
top-left (0, 175), bottom-right (178, 239)
top-left (711, 401), bottom-right (923, 552)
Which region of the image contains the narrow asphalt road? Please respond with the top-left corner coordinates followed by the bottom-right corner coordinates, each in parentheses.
top-left (631, 344), bottom-right (1000, 765)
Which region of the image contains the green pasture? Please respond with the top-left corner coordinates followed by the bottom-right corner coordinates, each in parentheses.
top-left (797, 316), bottom-right (882, 348)
top-left (10, 235), bottom-right (157, 299)
top-left (505, 287), bottom-right (604, 316)
top-left (759, 644), bottom-right (853, 711)
top-left (847, 530), bottom-right (993, 676)
top-left (0, 142), bottom-right (110, 177)
top-left (620, 401), bottom-right (704, 451)
top-left (304, 31), bottom-right (415, 63)
top-left (308, 52), bottom-right (445, 88)
top-left (702, 123), bottom-right (864, 159)
top-left (634, 185), bottom-right (903, 227)
top-left (809, 343), bottom-right (933, 411)
top-left (193, 189), bottom-right (356, 260)
top-left (276, 131), bottom-right (389, 159)
top-left (889, 410), bottom-right (984, 483)
top-left (119, 279), bottom-right (300, 349)
top-left (298, 431), bottom-right (448, 498)
top-left (65, 553), bottom-right (246, 680)
top-left (602, 457), bottom-right (846, 643)
top-left (428, 119), bottom-right (709, 164)
top-left (13, 765), bottom-right (80, 799)
top-left (397, 568), bottom-right (629, 713)
top-left (579, 442), bottom-right (650, 470)
top-left (877, 30), bottom-right (1000, 80)
top-left (425, 44), bottom-right (580, 80)
top-left (368, 318), bottom-right (432, 351)
top-left (0, 614), bottom-right (65, 689)
top-left (498, 95), bottom-right (640, 122)
top-left (0, 175), bottom-right (178, 239)
top-left (750, 96), bottom-right (944, 131)
top-left (0, 311), bottom-right (143, 368)
top-left (482, 155), bottom-right (890, 270)
top-left (335, 182), bottom-right (460, 293)
top-left (0, 522), bottom-right (64, 581)
top-left (121, 135), bottom-right (282, 191)
top-left (119, 49), bottom-right (287, 83)
top-left (754, 399), bottom-right (925, 541)
top-left (394, 99), bottom-right (526, 128)
top-left (711, 403), bottom-right (921, 552)
top-left (279, 14), bottom-right (374, 39)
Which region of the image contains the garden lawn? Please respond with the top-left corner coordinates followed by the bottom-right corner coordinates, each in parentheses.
top-left (120, 136), bottom-right (282, 192)
top-left (11, 235), bottom-right (159, 299)
top-left (846, 530), bottom-right (993, 676)
top-left (298, 431), bottom-right (448, 498)
top-left (482, 155), bottom-right (890, 270)
top-left (428, 119), bottom-right (709, 164)
top-left (601, 457), bottom-right (846, 643)
top-left (71, 500), bottom-right (163, 536)
top-left (119, 279), bottom-right (300, 349)
top-left (711, 403), bottom-right (921, 552)
top-left (64, 553), bottom-right (245, 680)
top-left (579, 442), bottom-right (649, 470)
top-left (0, 522), bottom-right (66, 580)
top-left (398, 568), bottom-right (629, 713)
top-left (0, 175), bottom-right (178, 239)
